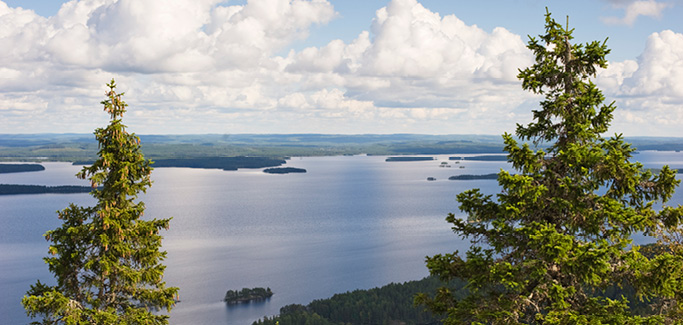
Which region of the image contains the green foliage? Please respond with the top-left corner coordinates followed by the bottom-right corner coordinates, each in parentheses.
top-left (417, 9), bottom-right (683, 324)
top-left (22, 79), bottom-right (179, 324)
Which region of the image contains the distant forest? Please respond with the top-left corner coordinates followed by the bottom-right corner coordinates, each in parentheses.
top-left (1, 134), bottom-right (682, 163)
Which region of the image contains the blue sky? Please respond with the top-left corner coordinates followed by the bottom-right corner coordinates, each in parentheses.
top-left (1, 0), bottom-right (682, 136)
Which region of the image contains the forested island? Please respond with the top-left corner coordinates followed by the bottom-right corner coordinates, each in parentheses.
top-left (385, 156), bottom-right (434, 162)
top-left (448, 173), bottom-right (499, 180)
top-left (74, 156), bottom-right (286, 171)
top-left (0, 163), bottom-right (45, 173)
top-left (263, 167), bottom-right (306, 174)
top-left (152, 157), bottom-right (286, 170)
top-left (224, 287), bottom-right (273, 304)
top-left (0, 184), bottom-right (93, 195)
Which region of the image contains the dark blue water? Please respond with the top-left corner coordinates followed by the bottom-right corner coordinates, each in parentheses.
top-left (1, 153), bottom-right (681, 324)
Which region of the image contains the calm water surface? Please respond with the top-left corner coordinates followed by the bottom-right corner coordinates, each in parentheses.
top-left (1, 152), bottom-right (681, 324)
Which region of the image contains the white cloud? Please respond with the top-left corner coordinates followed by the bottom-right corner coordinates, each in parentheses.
top-left (599, 30), bottom-right (683, 98)
top-left (0, 0), bottom-right (339, 133)
top-left (1, 0), bottom-right (337, 74)
top-left (624, 30), bottom-right (683, 97)
top-left (601, 0), bottom-right (672, 25)
top-left (281, 0), bottom-right (535, 132)
top-left (2, 0), bottom-right (678, 136)
top-left (597, 29), bottom-right (683, 135)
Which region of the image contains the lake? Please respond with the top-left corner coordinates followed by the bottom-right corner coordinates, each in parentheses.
top-left (1, 152), bottom-right (682, 324)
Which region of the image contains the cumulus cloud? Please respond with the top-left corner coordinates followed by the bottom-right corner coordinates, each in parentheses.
top-left (359, 0), bottom-right (530, 81)
top-left (601, 0), bottom-right (672, 25)
top-left (6, 0), bottom-right (679, 136)
top-left (0, 0), bottom-right (338, 133)
top-left (281, 0), bottom-right (534, 131)
top-left (0, 0), bottom-right (542, 134)
top-left (0, 0), bottom-right (336, 74)
top-left (598, 30), bottom-right (683, 98)
top-left (596, 29), bottom-right (683, 135)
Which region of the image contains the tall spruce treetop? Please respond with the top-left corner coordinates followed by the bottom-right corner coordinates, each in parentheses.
top-left (23, 79), bottom-right (179, 324)
top-left (417, 10), bottom-right (683, 324)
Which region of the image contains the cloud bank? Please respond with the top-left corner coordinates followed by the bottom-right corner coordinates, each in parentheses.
top-left (0, 0), bottom-right (681, 136)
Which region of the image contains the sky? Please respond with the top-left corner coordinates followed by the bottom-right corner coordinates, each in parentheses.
top-left (0, 0), bottom-right (682, 136)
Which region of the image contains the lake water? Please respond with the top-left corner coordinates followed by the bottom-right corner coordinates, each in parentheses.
top-left (1, 152), bottom-right (682, 324)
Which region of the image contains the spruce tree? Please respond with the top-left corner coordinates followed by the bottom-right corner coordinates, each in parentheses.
top-left (23, 79), bottom-right (178, 324)
top-left (417, 10), bottom-right (683, 324)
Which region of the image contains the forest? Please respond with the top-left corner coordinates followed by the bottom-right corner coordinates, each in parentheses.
top-left (252, 277), bottom-right (467, 325)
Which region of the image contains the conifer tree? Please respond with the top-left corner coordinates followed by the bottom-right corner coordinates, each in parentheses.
top-left (417, 10), bottom-right (683, 324)
top-left (23, 79), bottom-right (178, 324)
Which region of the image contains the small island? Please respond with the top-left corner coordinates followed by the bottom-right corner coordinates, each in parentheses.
top-left (385, 157), bottom-right (434, 162)
top-left (263, 167), bottom-right (307, 174)
top-left (0, 164), bottom-right (45, 174)
top-left (448, 173), bottom-right (499, 180)
top-left (224, 287), bottom-right (273, 304)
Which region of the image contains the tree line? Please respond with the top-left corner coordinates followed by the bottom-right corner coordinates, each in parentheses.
top-left (253, 277), bottom-right (466, 325)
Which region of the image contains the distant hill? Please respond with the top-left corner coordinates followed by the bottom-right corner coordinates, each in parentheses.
top-left (1, 134), bottom-right (681, 162)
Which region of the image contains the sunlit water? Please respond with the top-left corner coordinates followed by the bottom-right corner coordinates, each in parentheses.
top-left (1, 152), bottom-right (681, 324)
